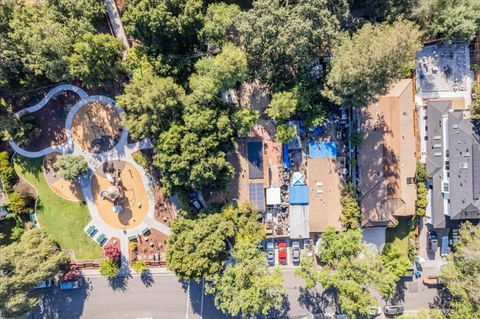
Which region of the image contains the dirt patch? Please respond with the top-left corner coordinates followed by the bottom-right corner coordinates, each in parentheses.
top-left (153, 187), bottom-right (175, 226)
top-left (71, 101), bottom-right (122, 153)
top-left (134, 229), bottom-right (168, 263)
top-left (91, 161), bottom-right (148, 230)
top-left (43, 153), bottom-right (84, 202)
top-left (19, 92), bottom-right (79, 152)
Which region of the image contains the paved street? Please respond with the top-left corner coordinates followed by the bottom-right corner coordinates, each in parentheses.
top-left (26, 270), bottom-right (440, 319)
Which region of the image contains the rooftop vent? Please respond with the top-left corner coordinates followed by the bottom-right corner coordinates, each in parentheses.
top-left (460, 162), bottom-right (469, 169)
top-left (434, 135), bottom-right (442, 140)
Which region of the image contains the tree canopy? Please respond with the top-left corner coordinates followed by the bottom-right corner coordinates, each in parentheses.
top-left (441, 222), bottom-right (480, 319)
top-left (57, 155), bottom-right (89, 181)
top-left (117, 73), bottom-right (185, 140)
top-left (0, 230), bottom-right (66, 318)
top-left (323, 20), bottom-right (422, 108)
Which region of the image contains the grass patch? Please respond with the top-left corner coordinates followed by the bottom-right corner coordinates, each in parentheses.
top-left (386, 216), bottom-right (414, 260)
top-left (14, 155), bottom-right (102, 260)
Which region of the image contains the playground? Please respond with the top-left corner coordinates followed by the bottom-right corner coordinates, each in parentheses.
top-left (43, 152), bottom-right (84, 202)
top-left (91, 160), bottom-right (148, 230)
top-left (71, 101), bottom-right (122, 153)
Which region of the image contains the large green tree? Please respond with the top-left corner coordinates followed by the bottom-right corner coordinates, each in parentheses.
top-left (0, 230), bottom-right (66, 318)
top-left (117, 73), bottom-right (185, 140)
top-left (237, 0), bottom-right (349, 89)
top-left (208, 242), bottom-right (286, 317)
top-left (323, 20), bottom-right (421, 108)
top-left (414, 0), bottom-right (480, 43)
top-left (57, 155), bottom-right (89, 181)
top-left (68, 33), bottom-right (125, 88)
top-left (441, 222), bottom-right (480, 319)
top-left (200, 3), bottom-right (240, 48)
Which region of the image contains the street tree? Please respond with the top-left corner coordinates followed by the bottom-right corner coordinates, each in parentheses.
top-left (323, 20), bottom-right (421, 108)
top-left (68, 33), bottom-right (125, 88)
top-left (57, 155), bottom-right (89, 181)
top-left (295, 254), bottom-right (321, 289)
top-left (0, 230), bottom-right (66, 318)
top-left (316, 227), bottom-right (363, 265)
top-left (441, 222), bottom-right (480, 319)
top-left (414, 0), bottom-right (480, 43)
top-left (208, 242), bottom-right (286, 317)
top-left (117, 73), bottom-right (185, 140)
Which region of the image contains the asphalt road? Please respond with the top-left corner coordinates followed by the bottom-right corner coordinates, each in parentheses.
top-left (26, 270), bottom-right (439, 319)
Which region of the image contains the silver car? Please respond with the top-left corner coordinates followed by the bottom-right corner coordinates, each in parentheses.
top-left (292, 241), bottom-right (301, 264)
top-left (266, 241), bottom-right (275, 265)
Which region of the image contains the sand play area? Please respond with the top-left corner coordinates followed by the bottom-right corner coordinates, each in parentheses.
top-left (43, 152), bottom-right (84, 202)
top-left (71, 101), bottom-right (122, 153)
top-left (91, 161), bottom-right (148, 230)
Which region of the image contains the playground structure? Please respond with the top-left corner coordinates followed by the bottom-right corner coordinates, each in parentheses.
top-left (99, 162), bottom-right (125, 213)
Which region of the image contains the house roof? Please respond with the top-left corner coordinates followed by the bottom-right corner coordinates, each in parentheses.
top-left (289, 205), bottom-right (310, 238)
top-left (289, 185), bottom-right (309, 205)
top-left (307, 157), bottom-right (342, 232)
top-left (359, 79), bottom-right (417, 227)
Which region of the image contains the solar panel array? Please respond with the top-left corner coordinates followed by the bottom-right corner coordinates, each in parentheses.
top-left (249, 183), bottom-right (265, 211)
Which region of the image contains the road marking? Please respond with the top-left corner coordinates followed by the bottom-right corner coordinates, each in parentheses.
top-left (200, 278), bottom-right (205, 318)
top-left (186, 281), bottom-right (190, 319)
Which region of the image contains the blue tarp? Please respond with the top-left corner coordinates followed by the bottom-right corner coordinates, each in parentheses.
top-left (289, 185), bottom-right (309, 205)
top-left (309, 141), bottom-right (337, 159)
top-left (282, 144), bottom-right (291, 169)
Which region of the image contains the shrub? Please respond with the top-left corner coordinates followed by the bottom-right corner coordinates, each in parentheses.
top-left (416, 183), bottom-right (428, 217)
top-left (340, 183), bottom-right (360, 229)
top-left (415, 161), bottom-right (430, 184)
top-left (8, 192), bottom-right (34, 216)
top-left (0, 151), bottom-right (15, 191)
top-left (99, 259), bottom-right (119, 279)
top-left (132, 152), bottom-right (149, 169)
top-left (64, 265), bottom-right (81, 281)
top-left (132, 260), bottom-right (146, 273)
top-left (57, 155), bottom-right (89, 181)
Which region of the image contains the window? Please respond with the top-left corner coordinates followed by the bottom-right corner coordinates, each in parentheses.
top-left (424, 136), bottom-right (428, 141)
top-left (443, 183), bottom-right (449, 192)
top-left (445, 161), bottom-right (450, 170)
top-left (407, 177), bottom-right (415, 185)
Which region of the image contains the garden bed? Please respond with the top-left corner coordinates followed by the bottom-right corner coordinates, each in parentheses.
top-left (14, 155), bottom-right (102, 260)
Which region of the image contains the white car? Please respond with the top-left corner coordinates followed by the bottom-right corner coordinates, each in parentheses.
top-left (291, 241), bottom-right (301, 264)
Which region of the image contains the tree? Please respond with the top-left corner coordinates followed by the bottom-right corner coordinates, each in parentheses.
top-left (117, 73), bottom-right (185, 140)
top-left (57, 155), bottom-right (88, 181)
top-left (122, 0), bottom-right (204, 55)
top-left (275, 123), bottom-right (297, 144)
top-left (0, 115), bottom-right (41, 146)
top-left (316, 227), bottom-right (363, 265)
top-left (99, 259), bottom-right (119, 279)
top-left (414, 0), bottom-right (480, 43)
top-left (132, 260), bottom-right (147, 273)
top-left (441, 222), bottom-right (480, 319)
top-left (323, 20), bottom-right (422, 108)
top-left (166, 213), bottom-right (235, 282)
top-left (377, 245), bottom-right (411, 299)
top-left (295, 254), bottom-right (320, 289)
top-left (0, 230), bottom-right (66, 318)
top-left (0, 151), bottom-right (15, 192)
top-left (369, 0), bottom-right (417, 23)
top-left (237, 0), bottom-right (349, 89)
top-left (208, 242), bottom-right (286, 317)
top-left (231, 107), bottom-right (258, 137)
top-left (266, 91), bottom-right (297, 122)
top-left (415, 161), bottom-right (430, 184)
top-left (398, 309), bottom-right (445, 319)
top-left (350, 132), bottom-right (363, 147)
top-left (7, 192), bottom-right (34, 216)
top-left (340, 184), bottom-right (361, 229)
top-left (68, 32), bottom-right (124, 88)
top-left (200, 3), bottom-right (240, 48)
top-left (103, 244), bottom-right (121, 262)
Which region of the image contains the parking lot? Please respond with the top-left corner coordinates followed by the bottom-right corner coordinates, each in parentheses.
top-left (264, 238), bottom-right (313, 267)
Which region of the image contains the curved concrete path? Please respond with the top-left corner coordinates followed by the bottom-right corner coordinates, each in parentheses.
top-left (11, 84), bottom-right (170, 273)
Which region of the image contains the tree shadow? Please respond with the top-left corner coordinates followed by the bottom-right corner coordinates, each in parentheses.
top-left (107, 273), bottom-right (131, 292)
top-left (259, 293), bottom-right (290, 319)
top-left (430, 286), bottom-right (451, 311)
top-left (141, 270), bottom-right (155, 288)
top-left (390, 277), bottom-right (408, 304)
top-left (298, 286), bottom-right (336, 316)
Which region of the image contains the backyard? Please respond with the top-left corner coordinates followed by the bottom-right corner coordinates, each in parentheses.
top-left (386, 216), bottom-right (415, 260)
top-left (14, 155), bottom-right (102, 260)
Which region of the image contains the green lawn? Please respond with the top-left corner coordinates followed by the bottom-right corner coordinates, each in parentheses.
top-left (14, 155), bottom-right (102, 260)
top-left (386, 216), bottom-right (414, 259)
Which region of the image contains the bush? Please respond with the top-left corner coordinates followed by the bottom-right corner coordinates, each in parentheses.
top-left (416, 183), bottom-right (428, 217)
top-left (99, 259), bottom-right (119, 279)
top-left (340, 183), bottom-right (360, 229)
top-left (132, 260), bottom-right (146, 273)
top-left (10, 225), bottom-right (24, 242)
top-left (57, 155), bottom-right (89, 181)
top-left (350, 132), bottom-right (363, 147)
top-left (415, 161), bottom-right (430, 184)
top-left (132, 152), bottom-right (149, 169)
top-left (64, 265), bottom-right (81, 281)
top-left (276, 123), bottom-right (297, 144)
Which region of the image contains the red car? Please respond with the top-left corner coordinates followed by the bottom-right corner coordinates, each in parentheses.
top-left (278, 240), bottom-right (287, 264)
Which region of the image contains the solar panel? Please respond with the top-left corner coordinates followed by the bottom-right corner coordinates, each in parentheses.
top-left (249, 183), bottom-right (265, 211)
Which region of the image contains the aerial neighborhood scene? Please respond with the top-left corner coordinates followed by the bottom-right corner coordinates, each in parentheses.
top-left (1, 0), bottom-right (480, 318)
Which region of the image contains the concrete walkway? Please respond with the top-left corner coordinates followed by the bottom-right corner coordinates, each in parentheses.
top-left (105, 0), bottom-right (130, 49)
top-left (11, 84), bottom-right (170, 273)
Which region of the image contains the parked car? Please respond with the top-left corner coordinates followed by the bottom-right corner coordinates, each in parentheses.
top-left (278, 240), bottom-right (287, 264)
top-left (266, 241), bottom-right (275, 265)
top-left (291, 241), bottom-right (301, 264)
top-left (383, 305), bottom-right (404, 316)
top-left (60, 278), bottom-right (84, 290)
top-left (35, 279), bottom-right (54, 289)
top-left (368, 305), bottom-right (382, 317)
top-left (428, 231), bottom-right (438, 252)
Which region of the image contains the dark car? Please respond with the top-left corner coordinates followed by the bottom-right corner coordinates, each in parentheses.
top-left (383, 305), bottom-right (404, 316)
top-left (278, 240), bottom-right (287, 264)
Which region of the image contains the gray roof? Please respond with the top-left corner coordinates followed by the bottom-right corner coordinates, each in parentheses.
top-left (426, 101), bottom-right (480, 229)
